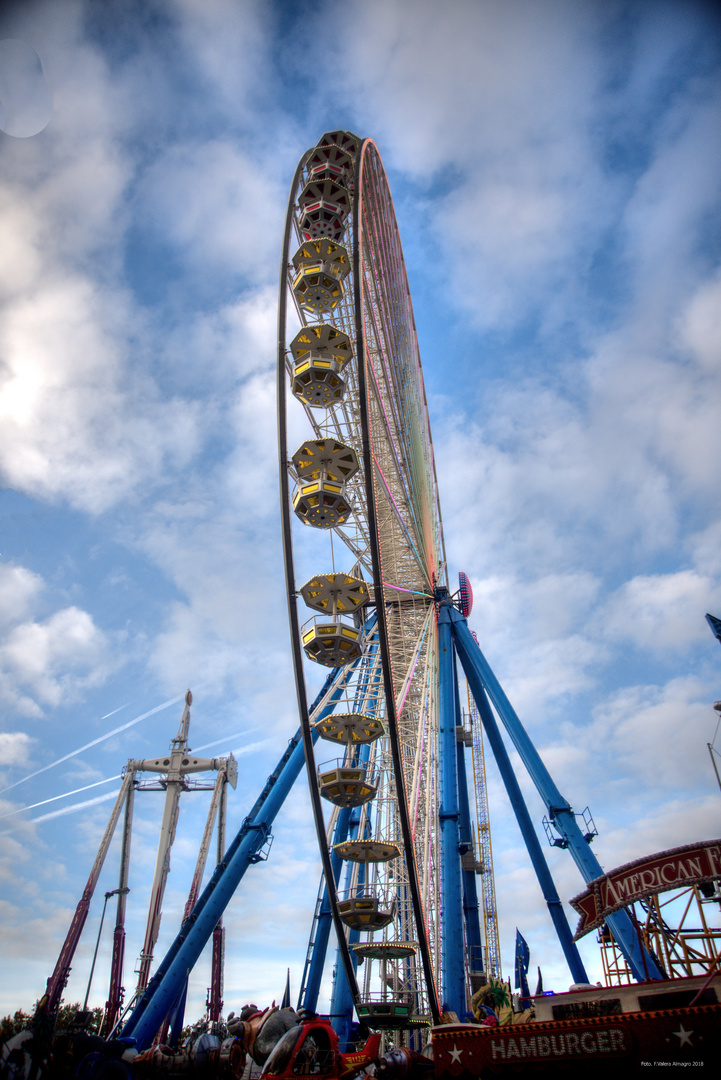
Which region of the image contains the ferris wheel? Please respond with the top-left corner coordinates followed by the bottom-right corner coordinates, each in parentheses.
top-left (120, 131), bottom-right (668, 1053)
top-left (276, 130), bottom-right (667, 1037)
top-left (277, 133), bottom-right (448, 1031)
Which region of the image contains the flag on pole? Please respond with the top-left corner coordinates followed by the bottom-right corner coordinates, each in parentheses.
top-left (535, 966), bottom-right (543, 995)
top-left (514, 929), bottom-right (531, 1006)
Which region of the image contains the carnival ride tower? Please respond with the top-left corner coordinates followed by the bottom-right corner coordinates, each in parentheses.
top-left (43, 692), bottom-right (237, 1036)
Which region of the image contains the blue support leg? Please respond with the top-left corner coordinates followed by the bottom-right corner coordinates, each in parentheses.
top-left (329, 749), bottom-right (372, 1044)
top-left (329, 846), bottom-right (362, 1049)
top-left (302, 807), bottom-right (353, 1014)
top-left (465, 674), bottom-right (589, 985)
top-left (450, 608), bottom-right (664, 983)
top-left (454, 726), bottom-right (484, 980)
top-left (437, 595), bottom-right (466, 1014)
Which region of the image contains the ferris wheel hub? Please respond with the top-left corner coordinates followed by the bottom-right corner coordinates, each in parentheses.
top-left (458, 571), bottom-right (474, 618)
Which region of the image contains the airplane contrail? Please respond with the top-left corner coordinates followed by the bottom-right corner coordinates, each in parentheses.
top-left (32, 790), bottom-right (120, 824)
top-left (25, 742), bottom-right (271, 825)
top-left (0, 729), bottom-right (257, 819)
top-left (191, 728), bottom-right (257, 753)
top-left (0, 694), bottom-right (184, 796)
top-left (228, 738), bottom-right (273, 758)
top-left (0, 727), bottom-right (271, 831)
top-left (0, 774), bottom-right (122, 819)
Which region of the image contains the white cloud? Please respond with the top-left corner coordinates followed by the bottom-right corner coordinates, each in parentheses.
top-left (134, 139), bottom-right (284, 280)
top-left (678, 270), bottom-right (721, 372)
top-left (0, 194), bottom-right (43, 295)
top-left (0, 732), bottom-right (35, 769)
top-left (0, 605), bottom-right (111, 713)
top-left (171, 0), bottom-right (270, 118)
top-left (0, 560), bottom-right (115, 718)
top-left (599, 794), bottom-right (721, 870)
top-left (601, 570), bottom-right (721, 651)
top-left (590, 676), bottom-right (715, 791)
top-left (0, 564), bottom-right (43, 627)
top-left (689, 520), bottom-right (721, 580)
top-left (0, 273), bottom-right (201, 511)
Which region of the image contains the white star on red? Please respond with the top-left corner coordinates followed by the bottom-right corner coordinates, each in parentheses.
top-left (448, 1044), bottom-right (463, 1063)
top-left (672, 1024), bottom-right (694, 1047)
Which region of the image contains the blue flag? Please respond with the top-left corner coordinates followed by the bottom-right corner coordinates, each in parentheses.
top-left (514, 929), bottom-right (531, 1004)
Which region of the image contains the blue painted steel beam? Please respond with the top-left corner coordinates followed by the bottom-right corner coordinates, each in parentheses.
top-left (453, 652), bottom-right (484, 977)
top-left (329, 843), bottom-right (362, 1049)
top-left (308, 643), bottom-right (381, 1028)
top-left (301, 807), bottom-right (352, 1014)
top-left (304, 746), bottom-right (371, 1018)
top-left (460, 666), bottom-right (589, 984)
top-left (328, 746), bottom-right (371, 1044)
top-left (449, 607), bottom-right (664, 983)
top-left (437, 596), bottom-right (466, 1013)
top-left (122, 667), bottom-right (350, 1049)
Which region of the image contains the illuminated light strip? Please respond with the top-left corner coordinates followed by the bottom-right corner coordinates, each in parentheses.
top-left (365, 201), bottom-right (441, 578)
top-left (363, 198), bottom-right (420, 475)
top-left (371, 451), bottom-right (428, 584)
top-left (366, 394), bottom-right (422, 552)
top-left (412, 721), bottom-right (427, 842)
top-left (395, 608), bottom-right (432, 718)
top-left (362, 265), bottom-right (419, 524)
top-left (362, 263), bottom-right (428, 557)
top-left (382, 581), bottom-right (433, 597)
top-left (410, 626), bottom-right (433, 842)
top-left (411, 657), bottom-right (433, 843)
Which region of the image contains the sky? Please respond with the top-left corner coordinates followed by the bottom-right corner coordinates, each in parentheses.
top-left (0, 0), bottom-right (720, 1026)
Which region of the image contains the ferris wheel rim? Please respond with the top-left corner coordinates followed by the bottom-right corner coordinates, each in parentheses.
top-left (278, 133), bottom-right (443, 1026)
top-left (277, 146), bottom-right (364, 1009)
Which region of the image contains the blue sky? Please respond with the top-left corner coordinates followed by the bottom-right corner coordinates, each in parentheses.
top-left (1, 0), bottom-right (720, 1022)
